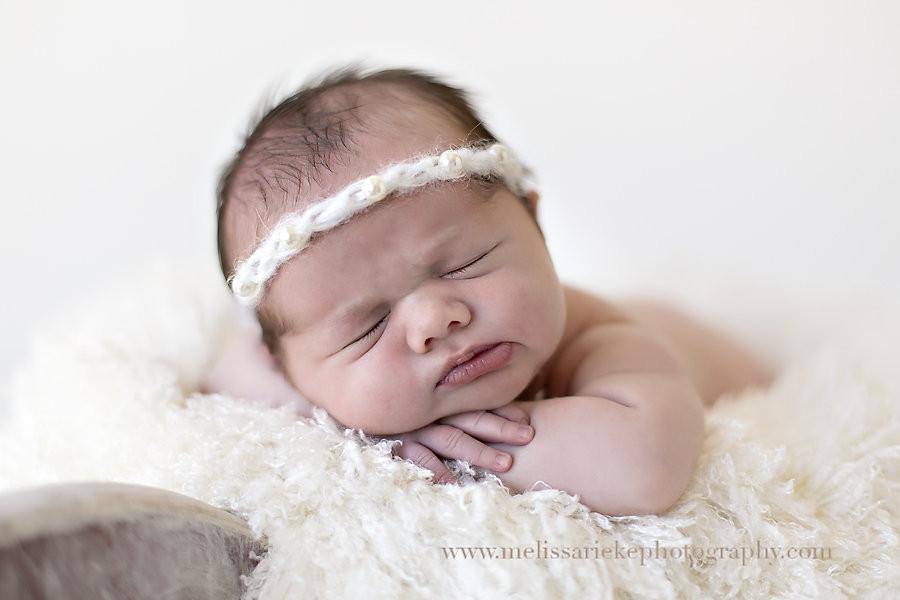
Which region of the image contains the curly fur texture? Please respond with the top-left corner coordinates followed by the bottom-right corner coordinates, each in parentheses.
top-left (1, 261), bottom-right (898, 598)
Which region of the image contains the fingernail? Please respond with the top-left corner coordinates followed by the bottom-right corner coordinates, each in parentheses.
top-left (517, 425), bottom-right (533, 440)
top-left (495, 454), bottom-right (511, 469)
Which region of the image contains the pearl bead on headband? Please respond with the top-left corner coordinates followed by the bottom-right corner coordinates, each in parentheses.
top-left (229, 143), bottom-right (534, 307)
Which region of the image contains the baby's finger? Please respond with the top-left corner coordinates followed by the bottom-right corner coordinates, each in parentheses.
top-left (417, 424), bottom-right (514, 472)
top-left (439, 410), bottom-right (534, 445)
top-left (394, 439), bottom-right (457, 485)
top-left (490, 402), bottom-right (530, 425)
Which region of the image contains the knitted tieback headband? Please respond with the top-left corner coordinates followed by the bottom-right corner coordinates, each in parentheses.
top-left (229, 143), bottom-right (533, 307)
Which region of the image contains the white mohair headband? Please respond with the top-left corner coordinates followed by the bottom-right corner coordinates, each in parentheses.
top-left (229, 143), bottom-right (534, 307)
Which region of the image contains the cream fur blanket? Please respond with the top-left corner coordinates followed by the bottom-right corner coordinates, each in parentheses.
top-left (1, 261), bottom-right (898, 598)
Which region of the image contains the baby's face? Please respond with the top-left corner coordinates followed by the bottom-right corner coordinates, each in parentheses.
top-left (256, 129), bottom-right (565, 435)
top-left (266, 181), bottom-right (566, 435)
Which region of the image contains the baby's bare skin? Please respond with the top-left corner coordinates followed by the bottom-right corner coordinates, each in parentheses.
top-left (202, 291), bottom-right (770, 411)
top-left (618, 297), bottom-right (774, 408)
top-left (489, 286), bottom-right (773, 515)
top-left (202, 284), bottom-right (773, 515)
top-left (211, 79), bottom-right (775, 515)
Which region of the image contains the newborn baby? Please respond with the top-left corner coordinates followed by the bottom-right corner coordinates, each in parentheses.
top-left (206, 66), bottom-right (773, 516)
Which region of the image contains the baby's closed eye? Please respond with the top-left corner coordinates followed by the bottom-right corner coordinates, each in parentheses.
top-left (441, 242), bottom-right (500, 279)
top-left (348, 313), bottom-right (390, 347)
top-left (343, 241), bottom-right (503, 351)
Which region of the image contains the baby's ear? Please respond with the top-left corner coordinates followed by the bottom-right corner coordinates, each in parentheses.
top-left (526, 190), bottom-right (540, 218)
top-left (524, 190), bottom-right (547, 242)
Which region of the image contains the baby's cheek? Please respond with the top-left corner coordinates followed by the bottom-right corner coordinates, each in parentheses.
top-left (500, 272), bottom-right (564, 344)
top-left (283, 353), bottom-right (351, 410)
top-left (337, 354), bottom-right (429, 433)
top-left (283, 341), bottom-right (430, 433)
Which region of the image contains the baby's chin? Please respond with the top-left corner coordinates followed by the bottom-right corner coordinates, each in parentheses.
top-left (330, 354), bottom-right (540, 435)
top-left (431, 363), bottom-right (540, 420)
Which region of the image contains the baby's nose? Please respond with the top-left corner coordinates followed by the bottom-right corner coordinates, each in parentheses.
top-left (404, 297), bottom-right (471, 354)
top-left (419, 319), bottom-right (465, 352)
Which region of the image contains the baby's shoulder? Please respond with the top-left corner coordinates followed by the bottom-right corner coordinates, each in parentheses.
top-left (538, 284), bottom-right (632, 397)
top-left (561, 284), bottom-right (632, 330)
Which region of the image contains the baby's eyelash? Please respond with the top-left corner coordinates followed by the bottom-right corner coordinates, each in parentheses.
top-left (445, 245), bottom-right (497, 277)
top-left (447, 260), bottom-right (480, 277)
top-left (353, 313), bottom-right (388, 345)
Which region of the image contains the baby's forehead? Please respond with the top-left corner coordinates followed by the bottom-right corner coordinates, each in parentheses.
top-left (260, 176), bottom-right (507, 332)
top-left (285, 174), bottom-right (502, 267)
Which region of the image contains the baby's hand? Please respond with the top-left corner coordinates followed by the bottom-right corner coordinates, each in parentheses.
top-left (385, 403), bottom-right (535, 485)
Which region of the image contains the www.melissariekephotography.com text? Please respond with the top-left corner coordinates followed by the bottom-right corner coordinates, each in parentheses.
top-left (441, 539), bottom-right (834, 568)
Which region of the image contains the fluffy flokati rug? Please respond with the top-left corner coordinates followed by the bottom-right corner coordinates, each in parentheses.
top-left (1, 260), bottom-right (898, 598)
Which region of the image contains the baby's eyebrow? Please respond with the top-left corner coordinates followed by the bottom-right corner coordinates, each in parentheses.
top-left (278, 301), bottom-right (374, 337)
top-left (331, 299), bottom-right (383, 327)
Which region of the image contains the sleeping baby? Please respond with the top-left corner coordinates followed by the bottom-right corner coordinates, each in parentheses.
top-left (204, 65), bottom-right (774, 516)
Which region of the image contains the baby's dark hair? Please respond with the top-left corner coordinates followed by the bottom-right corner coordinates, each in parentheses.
top-left (215, 64), bottom-right (514, 356)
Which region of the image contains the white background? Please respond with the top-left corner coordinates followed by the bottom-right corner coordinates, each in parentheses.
top-left (2, 1), bottom-right (899, 394)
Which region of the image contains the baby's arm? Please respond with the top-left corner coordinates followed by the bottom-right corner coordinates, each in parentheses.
top-left (491, 320), bottom-right (706, 516)
top-left (199, 325), bottom-right (314, 416)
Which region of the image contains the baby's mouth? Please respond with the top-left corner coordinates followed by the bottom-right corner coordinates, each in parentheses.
top-left (436, 342), bottom-right (514, 388)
